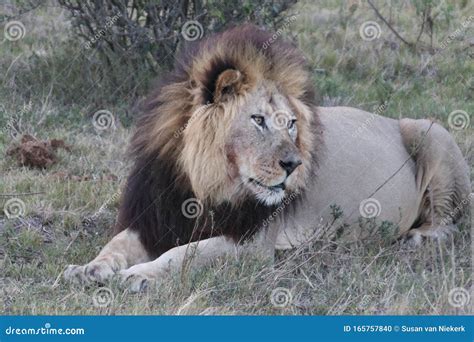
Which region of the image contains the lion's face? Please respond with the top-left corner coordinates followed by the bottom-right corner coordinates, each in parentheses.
top-left (226, 83), bottom-right (303, 206)
top-left (181, 69), bottom-right (314, 207)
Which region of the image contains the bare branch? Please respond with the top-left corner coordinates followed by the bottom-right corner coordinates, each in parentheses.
top-left (367, 0), bottom-right (413, 48)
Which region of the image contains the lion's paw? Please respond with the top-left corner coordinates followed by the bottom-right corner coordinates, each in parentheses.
top-left (119, 268), bottom-right (155, 293)
top-left (64, 261), bottom-right (116, 284)
top-left (401, 224), bottom-right (457, 247)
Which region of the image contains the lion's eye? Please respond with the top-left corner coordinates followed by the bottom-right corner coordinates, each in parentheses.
top-left (288, 119), bottom-right (297, 130)
top-left (251, 115), bottom-right (265, 128)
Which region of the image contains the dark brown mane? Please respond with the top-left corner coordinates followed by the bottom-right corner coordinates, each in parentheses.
top-left (114, 24), bottom-right (320, 259)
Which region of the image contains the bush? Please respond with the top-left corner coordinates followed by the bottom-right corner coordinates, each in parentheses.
top-left (58, 0), bottom-right (297, 73)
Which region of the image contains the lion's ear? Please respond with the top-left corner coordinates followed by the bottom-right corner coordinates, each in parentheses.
top-left (214, 69), bottom-right (243, 103)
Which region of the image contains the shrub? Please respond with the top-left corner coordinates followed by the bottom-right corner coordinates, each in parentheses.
top-left (58, 0), bottom-right (297, 73)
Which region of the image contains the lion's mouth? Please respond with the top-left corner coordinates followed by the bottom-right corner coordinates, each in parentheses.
top-left (249, 178), bottom-right (286, 191)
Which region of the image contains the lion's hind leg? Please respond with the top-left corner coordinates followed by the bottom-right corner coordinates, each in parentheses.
top-left (400, 118), bottom-right (471, 245)
top-left (64, 229), bottom-right (149, 284)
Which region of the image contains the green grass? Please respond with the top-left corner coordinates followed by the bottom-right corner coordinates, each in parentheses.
top-left (0, 0), bottom-right (472, 315)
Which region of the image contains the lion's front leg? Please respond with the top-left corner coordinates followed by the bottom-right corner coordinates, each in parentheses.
top-left (119, 236), bottom-right (238, 292)
top-left (64, 229), bottom-right (149, 284)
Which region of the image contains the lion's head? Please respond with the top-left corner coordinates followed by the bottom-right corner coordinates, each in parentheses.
top-left (139, 25), bottom-right (320, 207)
top-left (181, 75), bottom-right (316, 206)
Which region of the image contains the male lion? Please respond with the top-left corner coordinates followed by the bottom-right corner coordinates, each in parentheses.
top-left (65, 25), bottom-right (470, 292)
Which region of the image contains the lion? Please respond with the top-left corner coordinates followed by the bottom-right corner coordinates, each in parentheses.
top-left (64, 25), bottom-right (470, 292)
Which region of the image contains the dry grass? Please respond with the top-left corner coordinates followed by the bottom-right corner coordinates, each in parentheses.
top-left (0, 0), bottom-right (472, 315)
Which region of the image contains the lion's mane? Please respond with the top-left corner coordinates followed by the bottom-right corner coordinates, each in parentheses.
top-left (115, 25), bottom-right (321, 258)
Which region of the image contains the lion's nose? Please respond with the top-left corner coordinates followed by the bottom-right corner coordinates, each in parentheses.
top-left (279, 157), bottom-right (302, 176)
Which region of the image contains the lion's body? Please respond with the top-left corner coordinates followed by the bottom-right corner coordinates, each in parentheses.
top-left (275, 107), bottom-right (418, 248)
top-left (64, 25), bottom-right (470, 291)
top-left (276, 107), bottom-right (470, 248)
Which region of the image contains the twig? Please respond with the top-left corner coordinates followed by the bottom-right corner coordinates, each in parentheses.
top-left (0, 192), bottom-right (45, 197)
top-left (367, 0), bottom-right (413, 48)
top-left (415, 8), bottom-right (427, 46)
